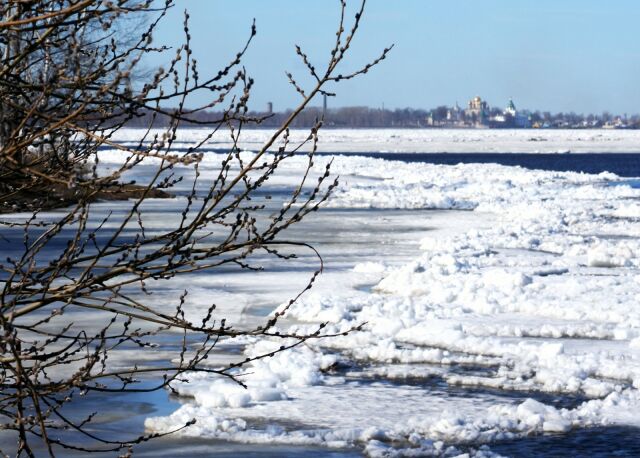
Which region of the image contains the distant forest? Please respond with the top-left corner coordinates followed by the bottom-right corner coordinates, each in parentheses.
top-left (126, 106), bottom-right (640, 129)
top-left (126, 106), bottom-right (424, 128)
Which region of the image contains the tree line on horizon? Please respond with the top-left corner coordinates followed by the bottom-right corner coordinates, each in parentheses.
top-left (123, 105), bottom-right (640, 129)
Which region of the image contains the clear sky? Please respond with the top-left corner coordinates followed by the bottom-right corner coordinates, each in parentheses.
top-left (151, 1), bottom-right (640, 114)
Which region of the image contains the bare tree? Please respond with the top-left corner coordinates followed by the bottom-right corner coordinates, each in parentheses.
top-left (0, 0), bottom-right (390, 456)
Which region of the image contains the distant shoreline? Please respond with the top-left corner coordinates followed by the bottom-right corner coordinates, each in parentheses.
top-left (121, 125), bottom-right (640, 131)
top-left (122, 104), bottom-right (639, 130)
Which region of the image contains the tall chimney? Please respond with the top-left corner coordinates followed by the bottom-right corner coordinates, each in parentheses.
top-left (323, 94), bottom-right (327, 118)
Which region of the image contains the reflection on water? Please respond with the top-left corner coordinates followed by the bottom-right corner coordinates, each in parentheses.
top-left (133, 437), bottom-right (361, 457)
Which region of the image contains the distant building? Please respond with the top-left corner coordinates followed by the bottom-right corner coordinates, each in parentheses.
top-left (504, 98), bottom-right (517, 118)
top-left (426, 96), bottom-right (538, 129)
top-left (466, 96), bottom-right (489, 125)
top-left (490, 98), bottom-right (531, 128)
top-left (447, 102), bottom-right (462, 122)
top-left (426, 113), bottom-right (435, 126)
top-left (504, 98), bottom-right (531, 128)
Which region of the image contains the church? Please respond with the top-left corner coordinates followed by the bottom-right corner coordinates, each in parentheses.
top-left (465, 96), bottom-right (489, 125)
top-left (489, 98), bottom-right (532, 128)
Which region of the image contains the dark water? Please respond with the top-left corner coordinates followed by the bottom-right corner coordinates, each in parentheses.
top-left (323, 152), bottom-right (640, 177)
top-left (133, 439), bottom-right (360, 458)
top-left (335, 361), bottom-right (588, 411)
top-left (106, 143), bottom-right (640, 177)
top-left (490, 426), bottom-right (640, 458)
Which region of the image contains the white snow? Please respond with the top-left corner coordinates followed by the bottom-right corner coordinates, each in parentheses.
top-left (109, 127), bottom-right (640, 154)
top-left (97, 128), bottom-right (640, 455)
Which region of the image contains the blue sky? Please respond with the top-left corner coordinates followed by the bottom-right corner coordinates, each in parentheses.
top-left (151, 1), bottom-right (640, 114)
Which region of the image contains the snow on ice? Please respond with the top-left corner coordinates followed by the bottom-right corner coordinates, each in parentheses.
top-left (99, 129), bottom-right (640, 455)
top-left (110, 127), bottom-right (640, 154)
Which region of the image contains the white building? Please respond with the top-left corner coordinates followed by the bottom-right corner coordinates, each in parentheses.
top-left (504, 98), bottom-right (531, 128)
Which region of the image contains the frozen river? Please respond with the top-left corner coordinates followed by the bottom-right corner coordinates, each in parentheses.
top-left (4, 128), bottom-right (640, 457)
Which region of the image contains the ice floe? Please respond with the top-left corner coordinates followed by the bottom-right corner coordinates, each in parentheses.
top-left (122, 129), bottom-right (640, 455)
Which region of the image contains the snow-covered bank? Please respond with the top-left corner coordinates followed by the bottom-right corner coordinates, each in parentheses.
top-left (111, 127), bottom-right (640, 154)
top-left (137, 138), bottom-right (640, 456)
